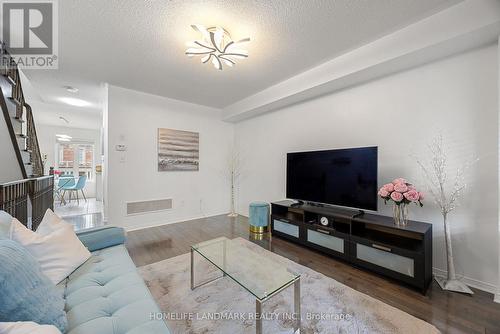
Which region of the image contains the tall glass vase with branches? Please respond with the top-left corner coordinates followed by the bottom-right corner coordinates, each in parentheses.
top-left (415, 135), bottom-right (475, 294)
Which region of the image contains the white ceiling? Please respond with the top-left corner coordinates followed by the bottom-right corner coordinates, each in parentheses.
top-left (24, 0), bottom-right (462, 116)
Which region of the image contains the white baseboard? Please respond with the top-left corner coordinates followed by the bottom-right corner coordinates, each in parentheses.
top-left (433, 267), bottom-right (498, 297)
top-left (124, 212), bottom-right (231, 232)
top-left (494, 293), bottom-right (500, 304)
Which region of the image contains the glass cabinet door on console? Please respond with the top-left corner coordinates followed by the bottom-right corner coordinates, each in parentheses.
top-left (272, 219), bottom-right (300, 239)
top-left (305, 226), bottom-right (350, 260)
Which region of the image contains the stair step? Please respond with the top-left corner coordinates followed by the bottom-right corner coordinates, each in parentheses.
top-left (22, 149), bottom-right (33, 153)
top-left (13, 116), bottom-right (25, 123)
top-left (2, 74), bottom-right (16, 85)
top-left (10, 120), bottom-right (22, 134)
top-left (20, 150), bottom-right (31, 164)
top-left (4, 99), bottom-right (18, 115)
top-left (16, 133), bottom-right (28, 138)
top-left (8, 97), bottom-right (21, 105)
top-left (25, 164), bottom-right (33, 177)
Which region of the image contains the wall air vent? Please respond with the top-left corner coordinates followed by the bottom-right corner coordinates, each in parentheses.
top-left (126, 198), bottom-right (173, 215)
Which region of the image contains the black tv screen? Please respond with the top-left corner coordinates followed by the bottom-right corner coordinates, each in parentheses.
top-left (286, 147), bottom-right (378, 211)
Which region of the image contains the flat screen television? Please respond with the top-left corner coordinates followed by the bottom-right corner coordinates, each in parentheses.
top-left (286, 147), bottom-right (378, 211)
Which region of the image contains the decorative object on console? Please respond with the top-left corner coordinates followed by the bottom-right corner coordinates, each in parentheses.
top-left (415, 135), bottom-right (476, 295)
top-left (185, 25), bottom-right (250, 70)
top-left (158, 128), bottom-right (199, 171)
top-left (378, 178), bottom-right (424, 226)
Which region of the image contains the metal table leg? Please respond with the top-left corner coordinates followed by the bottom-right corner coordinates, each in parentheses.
top-left (190, 248), bottom-right (195, 290)
top-left (294, 278), bottom-right (301, 333)
top-left (191, 247), bottom-right (225, 290)
top-left (256, 299), bottom-right (262, 334)
top-left (254, 277), bottom-right (300, 334)
top-left (222, 238), bottom-right (227, 276)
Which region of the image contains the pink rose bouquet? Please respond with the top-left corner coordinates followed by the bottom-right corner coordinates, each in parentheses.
top-left (378, 178), bottom-right (424, 207)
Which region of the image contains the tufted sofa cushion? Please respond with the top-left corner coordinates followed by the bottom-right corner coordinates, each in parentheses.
top-left (60, 244), bottom-right (169, 334)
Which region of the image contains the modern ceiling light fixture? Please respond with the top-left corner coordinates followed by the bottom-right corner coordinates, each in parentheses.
top-left (185, 25), bottom-right (250, 70)
top-left (63, 86), bottom-right (79, 93)
top-left (59, 116), bottom-right (70, 124)
top-left (59, 97), bottom-right (92, 107)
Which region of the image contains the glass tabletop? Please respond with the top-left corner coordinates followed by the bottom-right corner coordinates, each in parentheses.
top-left (192, 237), bottom-right (300, 301)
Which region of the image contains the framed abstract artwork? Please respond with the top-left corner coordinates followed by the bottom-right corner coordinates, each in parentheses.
top-left (158, 128), bottom-right (199, 171)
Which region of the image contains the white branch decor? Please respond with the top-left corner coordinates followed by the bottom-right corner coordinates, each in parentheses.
top-left (225, 147), bottom-right (242, 217)
top-left (186, 25), bottom-right (250, 70)
top-left (415, 135), bottom-right (475, 294)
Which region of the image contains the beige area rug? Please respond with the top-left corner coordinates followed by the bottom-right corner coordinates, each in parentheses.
top-left (139, 238), bottom-right (439, 334)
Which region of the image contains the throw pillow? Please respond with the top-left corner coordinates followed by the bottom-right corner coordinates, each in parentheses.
top-left (0, 240), bottom-right (67, 332)
top-left (0, 210), bottom-right (13, 238)
top-left (0, 322), bottom-right (62, 334)
top-left (10, 218), bottom-right (91, 284)
top-left (36, 209), bottom-right (72, 235)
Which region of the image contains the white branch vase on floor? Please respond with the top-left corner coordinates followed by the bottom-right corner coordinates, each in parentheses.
top-left (434, 213), bottom-right (474, 295)
top-left (227, 170), bottom-right (238, 217)
top-left (415, 135), bottom-right (475, 296)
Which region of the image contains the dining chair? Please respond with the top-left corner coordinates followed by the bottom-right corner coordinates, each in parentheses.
top-left (68, 175), bottom-right (87, 205)
top-left (61, 176), bottom-right (87, 205)
top-left (56, 176), bottom-right (76, 205)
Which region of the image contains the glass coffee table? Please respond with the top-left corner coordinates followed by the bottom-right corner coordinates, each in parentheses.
top-left (191, 237), bottom-right (301, 334)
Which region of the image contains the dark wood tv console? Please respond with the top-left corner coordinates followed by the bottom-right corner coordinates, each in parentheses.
top-left (271, 200), bottom-right (433, 294)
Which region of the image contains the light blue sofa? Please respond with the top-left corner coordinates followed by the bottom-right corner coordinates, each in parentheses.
top-left (0, 210), bottom-right (169, 334)
top-left (60, 226), bottom-right (170, 334)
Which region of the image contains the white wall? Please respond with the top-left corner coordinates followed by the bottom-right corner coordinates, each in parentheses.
top-left (102, 84), bottom-right (109, 220)
top-left (107, 85), bottom-right (233, 230)
top-left (0, 114), bottom-right (23, 183)
top-left (496, 37), bottom-right (500, 304)
top-left (234, 45), bottom-right (499, 293)
top-left (36, 124), bottom-right (102, 198)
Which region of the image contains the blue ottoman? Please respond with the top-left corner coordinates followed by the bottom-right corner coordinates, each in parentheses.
top-left (249, 202), bottom-right (270, 233)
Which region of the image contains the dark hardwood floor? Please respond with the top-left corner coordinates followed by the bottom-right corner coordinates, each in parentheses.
top-left (126, 214), bottom-right (500, 334)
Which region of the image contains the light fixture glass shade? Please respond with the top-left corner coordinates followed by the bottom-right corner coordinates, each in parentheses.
top-left (186, 25), bottom-right (250, 70)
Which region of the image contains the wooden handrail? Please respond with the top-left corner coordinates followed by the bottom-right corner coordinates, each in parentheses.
top-left (0, 80), bottom-right (27, 179)
top-left (26, 104), bottom-right (43, 176)
top-left (0, 42), bottom-right (44, 177)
